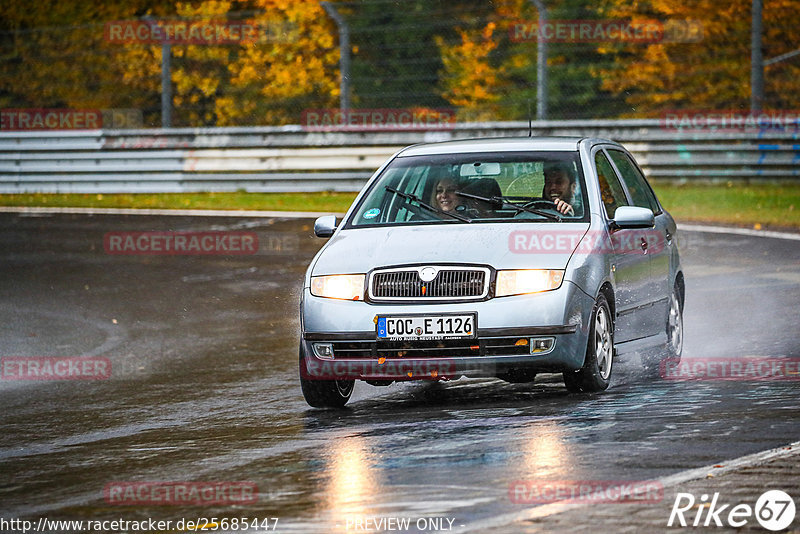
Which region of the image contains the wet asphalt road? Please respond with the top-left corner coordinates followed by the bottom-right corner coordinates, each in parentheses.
top-left (0, 213), bottom-right (798, 532)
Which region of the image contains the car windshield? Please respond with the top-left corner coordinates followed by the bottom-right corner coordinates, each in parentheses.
top-left (349, 151), bottom-right (587, 226)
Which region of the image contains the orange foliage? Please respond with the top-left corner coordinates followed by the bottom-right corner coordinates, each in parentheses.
top-left (597, 0), bottom-right (800, 114)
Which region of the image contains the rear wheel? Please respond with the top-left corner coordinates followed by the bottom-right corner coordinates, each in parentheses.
top-left (563, 294), bottom-right (613, 392)
top-left (299, 347), bottom-right (354, 408)
top-left (642, 284), bottom-right (683, 377)
top-left (666, 286), bottom-right (684, 360)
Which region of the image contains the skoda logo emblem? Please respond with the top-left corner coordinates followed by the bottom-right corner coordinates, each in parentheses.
top-left (419, 266), bottom-right (438, 282)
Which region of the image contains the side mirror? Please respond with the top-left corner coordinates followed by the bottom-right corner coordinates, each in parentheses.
top-left (612, 206), bottom-right (654, 229)
top-left (314, 215), bottom-right (338, 238)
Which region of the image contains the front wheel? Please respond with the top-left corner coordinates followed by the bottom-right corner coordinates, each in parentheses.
top-left (299, 347), bottom-right (354, 408)
top-left (563, 294), bottom-right (613, 393)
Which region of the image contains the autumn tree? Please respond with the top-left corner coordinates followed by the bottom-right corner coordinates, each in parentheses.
top-left (213, 0), bottom-right (340, 125)
top-left (6, 0), bottom-right (791, 124)
top-left (434, 0), bottom-right (631, 120)
top-left (0, 0), bottom-right (166, 116)
top-left (436, 22), bottom-right (506, 121)
top-left (596, 0), bottom-right (800, 114)
top-left (116, 0), bottom-right (341, 126)
top-left (0, 0), bottom-right (340, 126)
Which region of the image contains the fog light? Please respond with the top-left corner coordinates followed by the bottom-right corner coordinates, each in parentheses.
top-left (313, 343), bottom-right (334, 360)
top-left (530, 337), bottom-right (555, 354)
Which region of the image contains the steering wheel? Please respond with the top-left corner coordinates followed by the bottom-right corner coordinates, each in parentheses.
top-left (522, 199), bottom-right (559, 210)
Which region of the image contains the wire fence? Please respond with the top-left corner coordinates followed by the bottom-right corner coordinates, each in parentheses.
top-left (0, 0), bottom-right (799, 129)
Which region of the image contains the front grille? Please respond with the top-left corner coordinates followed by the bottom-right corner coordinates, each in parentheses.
top-left (329, 338), bottom-right (531, 359)
top-left (369, 266), bottom-right (490, 301)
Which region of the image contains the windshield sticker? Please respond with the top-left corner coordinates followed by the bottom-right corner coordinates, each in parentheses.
top-left (364, 208), bottom-right (381, 219)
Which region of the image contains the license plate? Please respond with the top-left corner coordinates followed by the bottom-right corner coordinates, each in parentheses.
top-left (376, 314), bottom-right (476, 340)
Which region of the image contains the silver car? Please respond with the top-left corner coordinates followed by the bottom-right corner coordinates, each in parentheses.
top-left (300, 137), bottom-right (684, 407)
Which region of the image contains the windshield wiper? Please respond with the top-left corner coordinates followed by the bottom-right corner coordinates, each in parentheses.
top-left (456, 192), bottom-right (562, 222)
top-left (385, 186), bottom-right (472, 223)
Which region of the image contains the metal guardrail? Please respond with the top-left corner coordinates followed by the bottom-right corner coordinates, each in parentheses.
top-left (0, 120), bottom-right (798, 193)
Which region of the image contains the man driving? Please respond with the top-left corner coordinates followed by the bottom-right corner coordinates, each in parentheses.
top-left (543, 161), bottom-right (578, 215)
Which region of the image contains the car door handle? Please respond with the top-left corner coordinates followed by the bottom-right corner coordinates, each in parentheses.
top-left (665, 229), bottom-right (672, 243)
top-left (641, 237), bottom-right (648, 254)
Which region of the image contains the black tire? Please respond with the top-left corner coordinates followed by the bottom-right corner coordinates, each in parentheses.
top-left (642, 283), bottom-right (683, 378)
top-left (563, 293), bottom-right (614, 393)
top-left (665, 284), bottom-right (684, 361)
top-left (299, 347), bottom-right (354, 408)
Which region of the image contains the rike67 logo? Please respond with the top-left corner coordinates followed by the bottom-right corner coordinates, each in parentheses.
top-left (668, 490), bottom-right (796, 531)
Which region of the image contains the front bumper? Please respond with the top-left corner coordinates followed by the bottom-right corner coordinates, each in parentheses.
top-left (300, 281), bottom-right (594, 381)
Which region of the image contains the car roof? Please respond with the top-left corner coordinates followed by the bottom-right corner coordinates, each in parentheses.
top-left (397, 136), bottom-right (618, 157)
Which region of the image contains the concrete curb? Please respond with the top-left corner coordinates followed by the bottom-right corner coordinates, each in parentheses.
top-left (461, 441), bottom-right (800, 532)
top-left (1, 207), bottom-right (799, 241)
top-left (678, 223), bottom-right (800, 241)
top-left (0, 206), bottom-right (344, 219)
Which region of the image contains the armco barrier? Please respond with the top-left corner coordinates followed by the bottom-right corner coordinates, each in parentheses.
top-left (0, 120), bottom-right (798, 193)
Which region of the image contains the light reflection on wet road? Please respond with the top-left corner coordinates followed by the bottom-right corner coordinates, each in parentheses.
top-left (0, 214), bottom-right (798, 532)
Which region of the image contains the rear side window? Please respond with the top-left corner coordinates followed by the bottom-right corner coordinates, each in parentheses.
top-left (607, 150), bottom-right (660, 214)
top-left (595, 151), bottom-right (628, 218)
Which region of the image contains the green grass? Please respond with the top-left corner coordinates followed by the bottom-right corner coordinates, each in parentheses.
top-left (650, 182), bottom-right (800, 230)
top-left (2, 184), bottom-right (799, 229)
top-left (0, 191), bottom-right (358, 213)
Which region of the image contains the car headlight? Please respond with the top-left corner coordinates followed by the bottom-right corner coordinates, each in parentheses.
top-left (310, 274), bottom-right (365, 300)
top-left (495, 269), bottom-right (564, 297)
